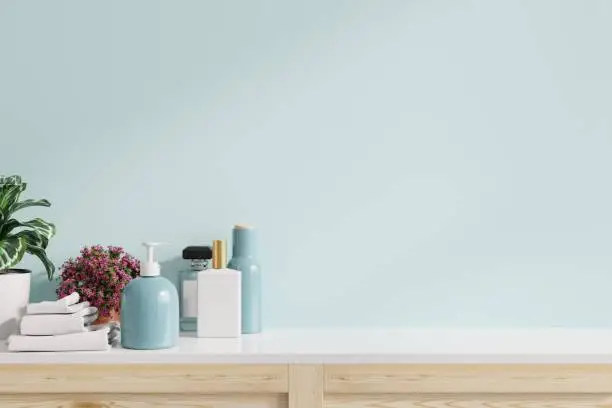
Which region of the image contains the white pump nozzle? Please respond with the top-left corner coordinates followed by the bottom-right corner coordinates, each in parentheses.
top-left (141, 242), bottom-right (165, 277)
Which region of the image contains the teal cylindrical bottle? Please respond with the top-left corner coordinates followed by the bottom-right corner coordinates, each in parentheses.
top-left (227, 225), bottom-right (261, 334)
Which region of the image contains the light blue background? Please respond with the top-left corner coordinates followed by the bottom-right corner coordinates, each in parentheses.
top-left (2, 1), bottom-right (611, 327)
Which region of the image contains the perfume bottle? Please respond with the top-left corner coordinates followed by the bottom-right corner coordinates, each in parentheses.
top-left (197, 240), bottom-right (241, 338)
top-left (179, 245), bottom-right (212, 332)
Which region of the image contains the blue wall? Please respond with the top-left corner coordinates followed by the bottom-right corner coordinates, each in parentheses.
top-left (2, 0), bottom-right (612, 327)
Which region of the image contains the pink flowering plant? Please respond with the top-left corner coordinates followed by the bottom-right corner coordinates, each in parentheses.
top-left (56, 245), bottom-right (140, 318)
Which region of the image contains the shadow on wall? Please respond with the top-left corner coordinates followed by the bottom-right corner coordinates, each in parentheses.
top-left (29, 257), bottom-right (188, 303)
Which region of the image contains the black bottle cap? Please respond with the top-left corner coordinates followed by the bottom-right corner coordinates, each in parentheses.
top-left (182, 246), bottom-right (213, 260)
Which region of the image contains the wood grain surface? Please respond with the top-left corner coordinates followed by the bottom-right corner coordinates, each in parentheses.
top-left (0, 365), bottom-right (288, 394)
top-left (325, 364), bottom-right (612, 393)
top-left (289, 365), bottom-right (324, 408)
top-left (326, 394), bottom-right (612, 408)
top-left (0, 394), bottom-right (287, 408)
top-left (3, 363), bottom-right (612, 408)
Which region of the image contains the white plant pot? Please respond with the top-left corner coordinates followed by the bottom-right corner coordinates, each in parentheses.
top-left (0, 270), bottom-right (31, 340)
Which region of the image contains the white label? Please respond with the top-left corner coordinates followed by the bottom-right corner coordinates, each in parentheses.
top-left (182, 280), bottom-right (198, 318)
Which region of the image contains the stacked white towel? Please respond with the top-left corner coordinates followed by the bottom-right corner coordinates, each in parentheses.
top-left (26, 292), bottom-right (87, 315)
top-left (7, 292), bottom-right (119, 352)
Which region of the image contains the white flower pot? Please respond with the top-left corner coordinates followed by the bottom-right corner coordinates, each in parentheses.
top-left (0, 270), bottom-right (31, 340)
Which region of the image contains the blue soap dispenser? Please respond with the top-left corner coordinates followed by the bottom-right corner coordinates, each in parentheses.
top-left (121, 242), bottom-right (179, 350)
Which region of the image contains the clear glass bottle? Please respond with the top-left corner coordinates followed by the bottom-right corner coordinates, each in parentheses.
top-left (179, 246), bottom-right (211, 332)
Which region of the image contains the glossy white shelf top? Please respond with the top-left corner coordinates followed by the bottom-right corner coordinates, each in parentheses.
top-left (2, 328), bottom-right (612, 364)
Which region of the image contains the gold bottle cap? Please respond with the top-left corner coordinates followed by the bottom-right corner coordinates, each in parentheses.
top-left (212, 239), bottom-right (227, 269)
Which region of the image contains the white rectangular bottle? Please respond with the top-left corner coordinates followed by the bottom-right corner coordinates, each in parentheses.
top-left (197, 239), bottom-right (241, 338)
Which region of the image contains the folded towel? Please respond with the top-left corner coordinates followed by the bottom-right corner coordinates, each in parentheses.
top-left (27, 300), bottom-right (90, 315)
top-left (20, 307), bottom-right (98, 336)
top-left (8, 326), bottom-right (111, 352)
top-left (88, 322), bottom-right (119, 333)
top-left (58, 292), bottom-right (80, 306)
top-left (86, 322), bottom-right (120, 346)
top-left (27, 292), bottom-right (82, 314)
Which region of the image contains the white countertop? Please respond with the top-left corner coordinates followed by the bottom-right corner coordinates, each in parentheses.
top-left (3, 328), bottom-right (612, 364)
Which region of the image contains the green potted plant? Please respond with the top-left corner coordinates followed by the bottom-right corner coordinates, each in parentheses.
top-left (0, 175), bottom-right (56, 339)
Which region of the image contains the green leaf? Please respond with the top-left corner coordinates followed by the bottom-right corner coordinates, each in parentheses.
top-left (0, 218), bottom-right (55, 248)
top-left (15, 218), bottom-right (56, 241)
top-left (0, 183), bottom-right (26, 218)
top-left (0, 176), bottom-right (55, 279)
top-left (10, 199), bottom-right (51, 214)
top-left (0, 236), bottom-right (26, 272)
top-left (0, 175), bottom-right (22, 186)
top-left (26, 245), bottom-right (55, 280)
top-left (0, 219), bottom-right (19, 240)
top-left (14, 229), bottom-right (49, 250)
top-left (0, 175), bottom-right (26, 222)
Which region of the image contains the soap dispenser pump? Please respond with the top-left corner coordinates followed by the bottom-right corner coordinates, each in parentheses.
top-left (121, 242), bottom-right (179, 350)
